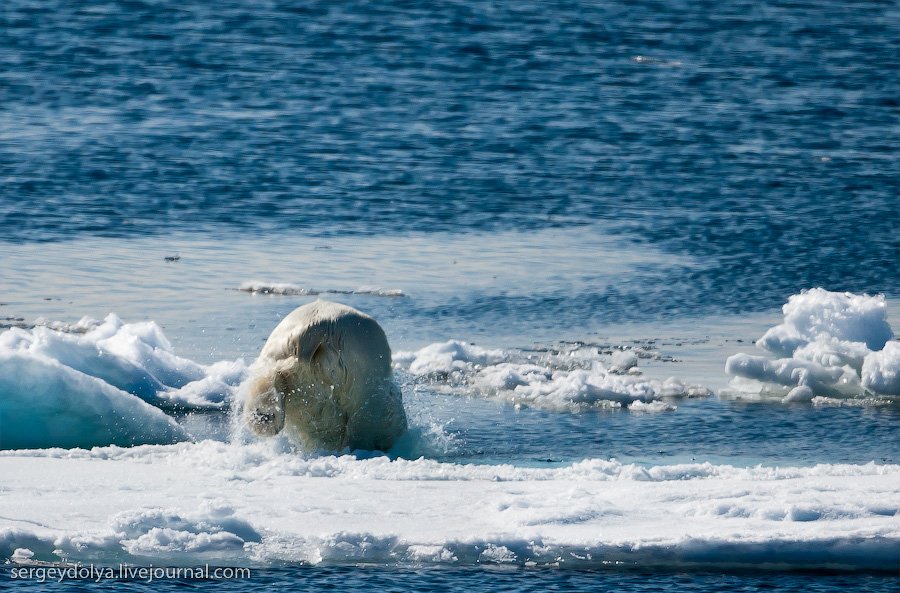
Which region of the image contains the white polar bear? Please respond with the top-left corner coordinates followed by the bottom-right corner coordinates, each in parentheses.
top-left (243, 300), bottom-right (407, 451)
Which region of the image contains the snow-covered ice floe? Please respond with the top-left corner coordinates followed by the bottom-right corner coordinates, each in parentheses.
top-left (394, 340), bottom-right (710, 412)
top-left (0, 315), bottom-right (247, 449)
top-left (724, 289), bottom-right (900, 402)
top-left (0, 441), bottom-right (897, 571)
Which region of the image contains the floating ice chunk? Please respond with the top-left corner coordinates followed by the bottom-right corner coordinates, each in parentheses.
top-left (238, 281), bottom-right (404, 298)
top-left (238, 281), bottom-right (317, 296)
top-left (0, 315), bottom-right (247, 413)
top-left (0, 315), bottom-right (250, 449)
top-left (726, 289), bottom-right (898, 400)
top-left (628, 400), bottom-right (677, 412)
top-left (474, 363), bottom-right (552, 390)
top-left (810, 396), bottom-right (891, 407)
top-left (783, 385), bottom-right (815, 403)
top-left (494, 366), bottom-right (706, 410)
top-left (610, 350), bottom-right (638, 373)
top-left (6, 323), bottom-right (167, 402)
top-left (163, 359), bottom-right (248, 408)
top-left (725, 353), bottom-right (849, 392)
top-left (861, 341), bottom-right (900, 396)
top-left (478, 544), bottom-right (517, 564)
top-left (757, 289), bottom-right (892, 357)
top-left (397, 341), bottom-right (709, 411)
top-left (0, 351), bottom-right (187, 449)
top-left (394, 340), bottom-right (506, 376)
top-left (352, 286), bottom-right (405, 297)
top-left (33, 315), bottom-right (101, 333)
top-left (11, 548), bottom-right (34, 563)
top-left (406, 545), bottom-right (458, 563)
top-left (503, 366), bottom-right (657, 407)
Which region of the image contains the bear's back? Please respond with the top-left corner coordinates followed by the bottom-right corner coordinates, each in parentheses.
top-left (259, 300), bottom-right (393, 383)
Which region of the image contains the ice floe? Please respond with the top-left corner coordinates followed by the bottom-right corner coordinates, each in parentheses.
top-left (394, 340), bottom-right (710, 411)
top-left (725, 289), bottom-right (899, 401)
top-left (0, 441), bottom-right (897, 571)
top-left (0, 315), bottom-right (246, 449)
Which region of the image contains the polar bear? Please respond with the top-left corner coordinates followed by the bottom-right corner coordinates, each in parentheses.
top-left (243, 301), bottom-right (407, 451)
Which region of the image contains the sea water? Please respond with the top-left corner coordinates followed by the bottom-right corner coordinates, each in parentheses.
top-left (1, 0), bottom-right (898, 590)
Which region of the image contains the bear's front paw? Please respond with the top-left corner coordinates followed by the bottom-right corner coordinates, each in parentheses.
top-left (245, 388), bottom-right (286, 436)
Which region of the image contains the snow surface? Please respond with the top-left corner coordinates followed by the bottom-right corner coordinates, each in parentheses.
top-left (394, 340), bottom-right (710, 411)
top-left (0, 442), bottom-right (897, 571)
top-left (725, 289), bottom-right (900, 400)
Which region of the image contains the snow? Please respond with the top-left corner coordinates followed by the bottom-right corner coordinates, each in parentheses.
top-left (0, 442), bottom-right (897, 571)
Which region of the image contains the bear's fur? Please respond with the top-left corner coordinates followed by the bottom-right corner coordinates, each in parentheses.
top-left (243, 301), bottom-right (407, 451)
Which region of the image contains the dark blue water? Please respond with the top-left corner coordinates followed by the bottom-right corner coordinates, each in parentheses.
top-left (1, 566), bottom-right (897, 592)
top-left (2, 0), bottom-right (898, 321)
